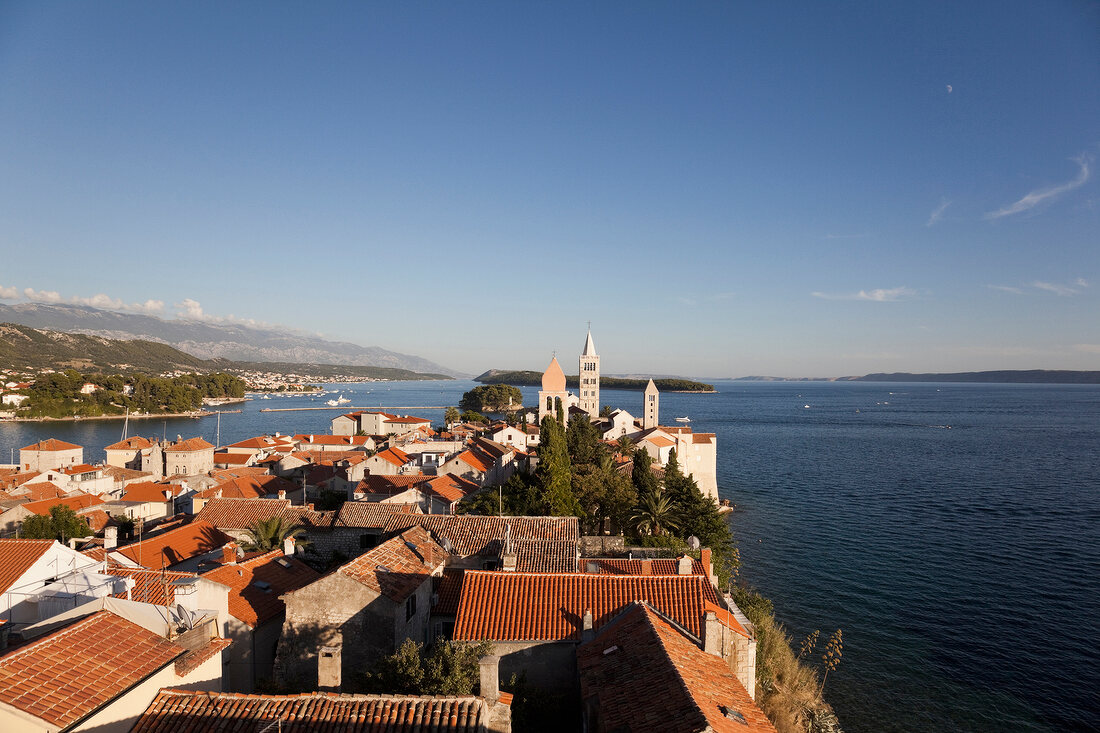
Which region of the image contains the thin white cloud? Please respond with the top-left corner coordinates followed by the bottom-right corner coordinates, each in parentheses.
top-left (985, 284), bottom-right (1025, 294)
top-left (946, 84), bottom-right (953, 94)
top-left (1032, 280), bottom-right (1087, 297)
top-left (926, 199), bottom-right (951, 227)
top-left (986, 154), bottom-right (1092, 219)
top-left (18, 287), bottom-right (164, 315)
top-left (811, 287), bottom-right (916, 302)
top-left (1074, 344), bottom-right (1100, 354)
top-left (0, 285), bottom-right (19, 299)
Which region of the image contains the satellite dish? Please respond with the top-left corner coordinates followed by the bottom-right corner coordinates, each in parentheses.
top-left (176, 603), bottom-right (195, 630)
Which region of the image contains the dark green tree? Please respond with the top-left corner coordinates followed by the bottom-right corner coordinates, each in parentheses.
top-left (536, 416), bottom-right (580, 516)
top-left (460, 385), bottom-right (523, 413)
top-left (361, 638), bottom-right (494, 695)
top-left (20, 505), bottom-right (92, 542)
top-left (444, 406), bottom-right (460, 425)
top-left (565, 414), bottom-right (601, 466)
top-left (241, 516), bottom-right (309, 553)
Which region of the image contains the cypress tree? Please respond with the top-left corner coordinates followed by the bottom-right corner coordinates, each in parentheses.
top-left (536, 416), bottom-right (580, 516)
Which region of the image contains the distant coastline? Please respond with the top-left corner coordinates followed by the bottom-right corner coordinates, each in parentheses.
top-left (1, 410), bottom-right (214, 423)
top-left (733, 370), bottom-right (1100, 385)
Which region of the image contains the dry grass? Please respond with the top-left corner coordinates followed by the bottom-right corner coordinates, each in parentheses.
top-left (735, 589), bottom-right (839, 733)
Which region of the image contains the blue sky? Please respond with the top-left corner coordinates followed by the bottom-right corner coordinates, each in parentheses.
top-left (1, 1), bottom-right (1097, 377)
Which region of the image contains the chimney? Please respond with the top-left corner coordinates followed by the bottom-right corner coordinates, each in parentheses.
top-left (501, 551), bottom-right (517, 572)
top-left (703, 610), bottom-right (723, 657)
top-left (581, 609), bottom-right (595, 643)
top-left (222, 542), bottom-right (238, 565)
top-left (640, 559), bottom-right (652, 576)
top-left (104, 526), bottom-right (118, 550)
top-left (278, 489), bottom-right (287, 501)
top-left (284, 536), bottom-right (296, 557)
top-left (701, 548), bottom-right (712, 578)
top-left (478, 655), bottom-right (500, 704)
top-left (318, 644), bottom-right (342, 691)
top-left (677, 555), bottom-right (693, 575)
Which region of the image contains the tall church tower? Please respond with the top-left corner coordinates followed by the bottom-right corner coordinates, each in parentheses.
top-left (578, 329), bottom-right (600, 417)
top-left (539, 356), bottom-right (570, 425)
top-left (643, 379), bottom-right (659, 430)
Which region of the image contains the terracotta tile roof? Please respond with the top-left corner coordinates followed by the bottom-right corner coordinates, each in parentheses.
top-left (693, 432), bottom-right (717, 443)
top-left (120, 481), bottom-right (180, 503)
top-left (21, 492), bottom-right (105, 516)
top-left (132, 689), bottom-right (489, 732)
top-left (513, 539), bottom-right (578, 573)
top-left (114, 520), bottom-right (231, 569)
top-left (195, 498), bottom-right (317, 531)
top-left (451, 449), bottom-right (491, 473)
top-left (704, 600), bottom-right (751, 639)
top-left (213, 451), bottom-right (253, 465)
top-left (374, 446), bottom-right (411, 467)
top-left (166, 437), bottom-right (215, 452)
top-left (333, 501), bottom-right (421, 528)
top-left (293, 434), bottom-right (371, 446)
top-left (644, 435), bottom-right (676, 448)
top-left (433, 568), bottom-right (465, 616)
top-left (13, 481), bottom-right (68, 501)
top-left (227, 435), bottom-right (296, 450)
top-left (578, 602), bottom-right (776, 733)
top-left (80, 508), bottom-right (111, 533)
top-left (210, 466), bottom-right (271, 481)
top-left (382, 514), bottom-right (579, 559)
top-left (0, 470), bottom-right (42, 490)
top-left (199, 474), bottom-right (297, 501)
top-left (339, 526), bottom-right (447, 602)
top-left (580, 558), bottom-right (707, 576)
top-left (0, 610), bottom-right (184, 729)
top-left (108, 566), bottom-right (198, 605)
top-left (423, 474), bottom-right (478, 503)
top-left (82, 546), bottom-right (108, 561)
top-left (355, 474), bottom-right (431, 496)
top-left (385, 416), bottom-right (432, 424)
top-left (453, 571), bottom-right (720, 642)
top-left (104, 436), bottom-right (155, 450)
top-left (20, 438), bottom-right (82, 452)
top-left (0, 538), bottom-right (55, 593)
top-left (201, 550), bottom-right (321, 627)
top-left (174, 637), bottom-right (232, 677)
top-left (60, 463), bottom-right (100, 475)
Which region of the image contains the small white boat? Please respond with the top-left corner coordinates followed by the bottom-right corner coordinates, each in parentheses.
top-left (674, 416), bottom-right (691, 422)
top-left (326, 399), bottom-right (339, 406)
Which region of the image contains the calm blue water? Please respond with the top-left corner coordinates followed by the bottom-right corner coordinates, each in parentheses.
top-left (3, 379), bottom-right (1098, 731)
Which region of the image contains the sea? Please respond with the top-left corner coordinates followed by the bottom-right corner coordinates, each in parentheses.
top-left (2, 379), bottom-right (1098, 732)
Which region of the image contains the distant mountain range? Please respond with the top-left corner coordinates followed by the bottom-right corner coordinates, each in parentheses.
top-left (0, 323), bottom-right (451, 380)
top-left (0, 303), bottom-right (463, 377)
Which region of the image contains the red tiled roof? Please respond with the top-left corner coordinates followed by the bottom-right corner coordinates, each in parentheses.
top-left (210, 466), bottom-right (271, 481)
top-left (384, 416), bottom-right (431, 424)
top-left (80, 508), bottom-right (111, 533)
top-left (199, 474), bottom-right (297, 501)
top-left (693, 432), bottom-right (717, 443)
top-left (13, 481), bottom-right (68, 501)
top-left (433, 568), bottom-right (465, 616)
top-left (339, 526), bottom-right (446, 602)
top-left (0, 610), bottom-right (184, 729)
top-left (60, 463), bottom-right (100, 475)
top-left (355, 474), bottom-right (430, 495)
top-left (453, 571), bottom-right (721, 642)
top-left (202, 550), bottom-right (320, 627)
top-left (513, 539), bottom-right (578, 573)
top-left (104, 436), bottom-right (154, 450)
top-left (213, 451), bottom-right (253, 465)
top-left (21, 492), bottom-right (105, 516)
top-left (0, 538), bottom-right (55, 593)
top-left (132, 689), bottom-right (489, 732)
top-left (82, 546), bottom-right (108, 562)
top-left (381, 514), bottom-right (579, 559)
top-left (0, 470), bottom-right (42, 490)
top-left (195, 498), bottom-right (318, 531)
top-left (20, 438), bottom-right (82, 452)
top-left (227, 435), bottom-right (295, 450)
top-left (114, 520), bottom-right (231, 569)
top-left (333, 501), bottom-right (421, 528)
top-left (293, 434), bottom-right (371, 446)
top-left (109, 566), bottom-right (198, 606)
top-left (166, 437), bottom-right (214, 452)
top-left (423, 474), bottom-right (478, 503)
top-left (374, 447), bottom-right (411, 467)
top-left (451, 449), bottom-right (491, 473)
top-left (580, 557), bottom-right (707, 576)
top-left (102, 465), bottom-right (153, 483)
top-left (120, 481), bottom-right (180, 503)
top-left (577, 602), bottom-right (776, 733)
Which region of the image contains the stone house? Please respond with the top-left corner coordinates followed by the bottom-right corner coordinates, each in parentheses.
top-left (19, 439), bottom-right (83, 472)
top-left (357, 446), bottom-right (414, 478)
top-left (164, 437), bottom-right (216, 478)
top-left (193, 498), bottom-right (326, 544)
top-left (200, 546), bottom-right (320, 692)
top-left (0, 493), bottom-right (106, 537)
top-left (275, 525), bottom-right (447, 691)
top-left (305, 501), bottom-right (421, 562)
top-left (104, 436), bottom-right (164, 480)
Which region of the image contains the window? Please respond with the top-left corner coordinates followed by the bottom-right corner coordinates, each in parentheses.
top-left (360, 533), bottom-right (378, 549)
top-left (406, 594), bottom-right (417, 621)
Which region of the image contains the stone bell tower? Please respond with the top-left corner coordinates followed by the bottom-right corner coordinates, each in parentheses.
top-left (578, 328), bottom-right (600, 417)
top-left (538, 356), bottom-right (570, 425)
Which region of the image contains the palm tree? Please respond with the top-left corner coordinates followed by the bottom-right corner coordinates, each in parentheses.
top-left (631, 488), bottom-right (681, 537)
top-left (242, 516), bottom-right (309, 553)
top-left (616, 435), bottom-right (635, 457)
